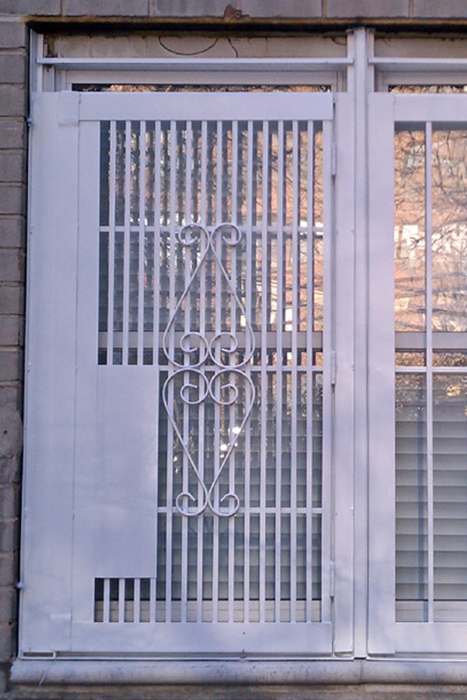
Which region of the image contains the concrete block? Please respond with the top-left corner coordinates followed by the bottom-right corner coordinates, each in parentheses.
top-left (0, 486), bottom-right (19, 521)
top-left (0, 250), bottom-right (24, 283)
top-left (414, 0), bottom-right (467, 17)
top-left (0, 87), bottom-right (26, 118)
top-left (0, 119), bottom-right (26, 150)
top-left (0, 553), bottom-right (17, 587)
top-left (0, 317), bottom-right (22, 346)
top-left (0, 0), bottom-right (60, 14)
top-left (0, 55), bottom-right (26, 86)
top-left (327, 0), bottom-right (409, 17)
top-left (0, 586), bottom-right (17, 623)
top-left (65, 0), bottom-right (149, 16)
top-left (0, 662), bottom-right (8, 694)
top-left (0, 409), bottom-right (22, 461)
top-left (0, 519), bottom-right (18, 553)
top-left (0, 20), bottom-right (27, 49)
top-left (0, 350), bottom-right (22, 382)
top-left (239, 0), bottom-right (322, 18)
top-left (0, 456), bottom-right (21, 486)
top-left (0, 153), bottom-right (26, 184)
top-left (0, 287), bottom-right (24, 316)
top-left (0, 386), bottom-right (22, 413)
top-left (0, 184), bottom-right (25, 215)
top-left (0, 622), bottom-right (16, 662)
top-left (0, 218), bottom-right (26, 248)
top-left (151, 0), bottom-right (236, 17)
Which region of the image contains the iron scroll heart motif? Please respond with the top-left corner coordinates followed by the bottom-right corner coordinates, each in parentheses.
top-left (162, 223), bottom-right (256, 518)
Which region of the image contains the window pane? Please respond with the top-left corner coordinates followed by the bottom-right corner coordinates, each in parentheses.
top-left (432, 127), bottom-right (467, 332)
top-left (394, 124), bottom-right (426, 333)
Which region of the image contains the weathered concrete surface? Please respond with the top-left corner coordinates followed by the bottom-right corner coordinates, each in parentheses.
top-left (6, 683), bottom-right (467, 700)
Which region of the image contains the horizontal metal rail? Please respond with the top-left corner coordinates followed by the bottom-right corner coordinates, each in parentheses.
top-left (36, 57), bottom-right (353, 72)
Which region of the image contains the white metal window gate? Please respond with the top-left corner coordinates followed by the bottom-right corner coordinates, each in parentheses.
top-left (21, 90), bottom-right (345, 655)
top-left (368, 93), bottom-right (467, 655)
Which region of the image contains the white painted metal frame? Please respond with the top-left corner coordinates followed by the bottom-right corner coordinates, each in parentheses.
top-left (368, 92), bottom-right (467, 655)
top-left (22, 88), bottom-right (345, 657)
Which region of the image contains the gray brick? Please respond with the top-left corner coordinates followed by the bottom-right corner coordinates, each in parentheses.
top-left (0, 250), bottom-right (23, 283)
top-left (0, 456), bottom-right (21, 486)
top-left (0, 184), bottom-right (25, 215)
top-left (0, 317), bottom-right (22, 346)
top-left (0, 663), bottom-right (7, 694)
top-left (414, 0), bottom-right (467, 17)
top-left (238, 0), bottom-right (322, 18)
top-left (0, 553), bottom-right (17, 588)
top-left (0, 55), bottom-right (26, 86)
top-left (0, 0), bottom-right (60, 14)
top-left (0, 218), bottom-right (25, 248)
top-left (0, 621), bottom-right (16, 661)
top-left (0, 350), bottom-right (22, 381)
top-left (0, 586), bottom-right (17, 623)
top-left (0, 386), bottom-right (22, 413)
top-left (65, 0), bottom-right (149, 16)
top-left (0, 20), bottom-right (27, 49)
top-left (151, 0), bottom-right (235, 17)
top-left (327, 0), bottom-right (409, 17)
top-left (0, 519), bottom-right (18, 553)
top-left (0, 287), bottom-right (24, 316)
top-left (0, 409), bottom-right (22, 461)
top-left (0, 153), bottom-right (25, 184)
top-left (0, 119), bottom-right (26, 150)
top-left (0, 487), bottom-right (19, 521)
top-left (0, 87), bottom-right (26, 118)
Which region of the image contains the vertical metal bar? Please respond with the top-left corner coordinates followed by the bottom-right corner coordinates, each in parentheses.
top-left (153, 122), bottom-right (162, 583)
top-left (107, 122), bottom-right (117, 365)
top-left (197, 121), bottom-right (208, 623)
top-left (137, 121), bottom-right (146, 365)
top-left (306, 121), bottom-right (315, 622)
top-left (149, 577), bottom-right (156, 623)
top-left (103, 578), bottom-right (110, 624)
top-left (290, 120), bottom-right (299, 623)
top-left (321, 120), bottom-right (334, 623)
top-left (275, 120), bottom-right (285, 623)
top-left (134, 578), bottom-right (141, 624)
top-left (180, 121), bottom-right (193, 624)
top-left (165, 120), bottom-right (177, 623)
top-left (153, 122), bottom-right (162, 365)
top-left (118, 578), bottom-right (125, 623)
top-left (228, 121), bottom-right (239, 623)
top-left (212, 119), bottom-right (223, 623)
top-left (122, 121), bottom-right (132, 365)
top-left (352, 28), bottom-right (371, 655)
top-left (259, 120), bottom-right (269, 623)
top-left (244, 120), bottom-right (254, 623)
top-left (426, 121), bottom-right (434, 623)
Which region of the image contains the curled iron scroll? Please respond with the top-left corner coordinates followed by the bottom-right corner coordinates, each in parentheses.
top-left (162, 224), bottom-right (256, 517)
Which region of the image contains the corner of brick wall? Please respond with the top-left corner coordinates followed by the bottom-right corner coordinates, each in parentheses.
top-left (0, 15), bottom-right (28, 697)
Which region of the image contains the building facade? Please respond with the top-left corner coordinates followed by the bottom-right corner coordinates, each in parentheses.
top-left (4, 1), bottom-right (467, 698)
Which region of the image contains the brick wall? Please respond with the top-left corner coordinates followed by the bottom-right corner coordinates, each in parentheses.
top-left (0, 13), bottom-right (26, 699)
top-left (1, 1), bottom-right (467, 698)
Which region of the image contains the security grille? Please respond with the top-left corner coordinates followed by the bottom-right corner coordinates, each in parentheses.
top-left (97, 116), bottom-right (326, 624)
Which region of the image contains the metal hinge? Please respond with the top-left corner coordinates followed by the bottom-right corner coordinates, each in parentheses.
top-left (330, 560), bottom-right (336, 599)
top-left (331, 350), bottom-right (337, 386)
